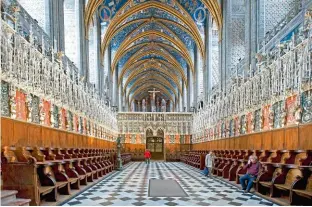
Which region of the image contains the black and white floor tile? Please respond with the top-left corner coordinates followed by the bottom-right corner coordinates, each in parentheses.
top-left (62, 162), bottom-right (277, 206)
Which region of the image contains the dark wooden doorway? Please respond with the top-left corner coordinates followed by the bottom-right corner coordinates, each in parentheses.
top-left (146, 129), bottom-right (164, 160)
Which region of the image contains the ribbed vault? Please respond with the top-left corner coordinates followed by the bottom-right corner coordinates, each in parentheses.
top-left (84, 0), bottom-right (222, 111)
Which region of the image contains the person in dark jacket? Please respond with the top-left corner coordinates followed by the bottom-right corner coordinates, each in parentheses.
top-left (144, 149), bottom-right (151, 164)
top-left (239, 155), bottom-right (261, 193)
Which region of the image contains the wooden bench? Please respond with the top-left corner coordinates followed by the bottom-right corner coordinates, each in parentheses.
top-left (272, 168), bottom-right (303, 198)
top-left (291, 173), bottom-right (312, 205)
top-left (257, 167), bottom-right (282, 195)
top-left (2, 146), bottom-right (115, 205)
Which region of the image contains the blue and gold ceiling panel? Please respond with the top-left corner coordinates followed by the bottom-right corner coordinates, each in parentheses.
top-left (83, 0), bottom-right (223, 106)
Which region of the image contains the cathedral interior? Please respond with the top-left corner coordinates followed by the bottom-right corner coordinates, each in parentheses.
top-left (1, 0), bottom-right (312, 206)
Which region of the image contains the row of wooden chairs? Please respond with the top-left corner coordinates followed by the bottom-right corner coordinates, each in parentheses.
top-left (166, 153), bottom-right (181, 162)
top-left (1, 146), bottom-right (121, 206)
top-left (121, 153), bottom-right (132, 164)
top-left (181, 150), bottom-right (312, 205)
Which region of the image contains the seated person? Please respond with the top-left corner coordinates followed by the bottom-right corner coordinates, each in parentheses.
top-left (239, 155), bottom-right (261, 193)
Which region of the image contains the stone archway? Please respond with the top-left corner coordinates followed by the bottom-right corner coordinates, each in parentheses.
top-left (146, 128), bottom-right (164, 160)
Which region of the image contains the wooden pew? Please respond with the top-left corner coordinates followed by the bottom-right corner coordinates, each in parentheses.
top-left (271, 168), bottom-right (303, 198)
top-left (291, 171), bottom-right (312, 205)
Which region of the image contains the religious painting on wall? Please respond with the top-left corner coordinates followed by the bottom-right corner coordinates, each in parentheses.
top-left (221, 122), bottom-right (225, 138)
top-left (229, 119), bottom-right (234, 137)
top-left (52, 105), bottom-right (59, 128)
top-left (301, 90), bottom-right (312, 123)
top-left (234, 116), bottom-right (239, 136)
top-left (125, 134), bottom-right (130, 143)
top-left (286, 95), bottom-right (298, 125)
top-left (130, 134), bottom-right (136, 144)
top-left (79, 117), bottom-right (83, 134)
top-left (141, 134), bottom-right (145, 144)
top-left (165, 135), bottom-right (170, 144)
top-left (42, 99), bottom-right (51, 126)
top-left (210, 128), bottom-right (214, 140)
top-left (262, 105), bottom-right (271, 130)
top-left (67, 111), bottom-right (73, 131)
top-left (180, 135), bottom-right (185, 144)
top-left (60, 108), bottom-right (67, 130)
top-left (175, 134), bottom-right (180, 144)
top-left (170, 135), bottom-right (175, 143)
top-left (83, 118), bottom-right (87, 134)
top-left (246, 112), bottom-right (253, 133)
top-left (272, 101), bottom-right (284, 128)
top-left (240, 115), bottom-right (246, 135)
top-left (73, 115), bottom-right (78, 132)
top-left (136, 134), bottom-right (141, 144)
top-left (254, 109), bottom-right (261, 132)
top-left (15, 90), bottom-right (27, 121)
top-left (31, 95), bottom-right (40, 124)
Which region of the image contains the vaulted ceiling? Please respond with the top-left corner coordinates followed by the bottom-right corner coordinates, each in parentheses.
top-left (84, 0), bottom-right (222, 107)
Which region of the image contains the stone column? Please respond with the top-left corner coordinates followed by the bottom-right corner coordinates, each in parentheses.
top-left (96, 10), bottom-right (101, 91)
top-left (179, 91), bottom-right (182, 112)
top-left (49, 0), bottom-right (65, 52)
top-left (182, 80), bottom-right (186, 112)
top-left (187, 65), bottom-right (192, 111)
top-left (205, 10), bottom-right (213, 101)
top-left (77, 0), bottom-right (88, 79)
top-left (193, 45), bottom-right (198, 109)
top-left (124, 93), bottom-right (128, 111)
top-left (108, 44), bottom-right (113, 105)
top-left (220, 0), bottom-right (228, 91)
top-left (112, 64), bottom-right (118, 108)
top-left (245, 0), bottom-right (257, 74)
top-left (119, 84), bottom-right (123, 112)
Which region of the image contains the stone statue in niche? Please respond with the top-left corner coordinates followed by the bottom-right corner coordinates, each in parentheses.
top-left (142, 99), bottom-right (146, 112)
top-left (130, 101), bottom-right (135, 112)
top-left (161, 98), bottom-right (166, 112)
top-left (294, 105), bottom-right (302, 124)
top-left (280, 103), bottom-right (287, 127)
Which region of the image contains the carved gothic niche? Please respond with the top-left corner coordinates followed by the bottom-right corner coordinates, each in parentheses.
top-left (157, 129), bottom-right (164, 137)
top-left (146, 128), bottom-right (153, 137)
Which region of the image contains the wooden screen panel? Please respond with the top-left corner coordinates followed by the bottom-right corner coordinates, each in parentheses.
top-left (284, 127), bottom-right (299, 150)
top-left (271, 129), bottom-right (285, 149)
top-left (262, 131), bottom-right (272, 150)
top-left (248, 133), bottom-right (261, 149)
top-left (1, 118), bottom-right (14, 146)
top-left (299, 124), bottom-right (312, 150)
top-left (13, 121), bottom-right (28, 146)
top-left (28, 124), bottom-right (42, 147)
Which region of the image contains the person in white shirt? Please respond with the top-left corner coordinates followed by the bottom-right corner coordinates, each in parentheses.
top-left (203, 151), bottom-right (215, 177)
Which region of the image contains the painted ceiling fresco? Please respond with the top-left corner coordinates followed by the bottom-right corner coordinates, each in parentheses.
top-left (94, 0), bottom-right (216, 104)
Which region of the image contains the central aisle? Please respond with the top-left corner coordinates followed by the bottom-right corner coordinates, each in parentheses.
top-left (63, 162), bottom-right (275, 206)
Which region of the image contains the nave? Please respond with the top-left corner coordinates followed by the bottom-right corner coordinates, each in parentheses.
top-left (63, 162), bottom-right (276, 206)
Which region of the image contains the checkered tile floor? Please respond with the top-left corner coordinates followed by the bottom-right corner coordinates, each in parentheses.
top-left (62, 162), bottom-right (277, 206)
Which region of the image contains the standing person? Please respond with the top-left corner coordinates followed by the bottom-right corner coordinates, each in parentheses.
top-left (144, 149), bottom-right (151, 164)
top-left (239, 155), bottom-right (261, 193)
top-left (203, 151), bottom-right (215, 177)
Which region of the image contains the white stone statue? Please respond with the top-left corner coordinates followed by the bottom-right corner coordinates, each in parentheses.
top-left (130, 101), bottom-right (135, 112)
top-left (161, 98), bottom-right (166, 112)
top-left (142, 99), bottom-right (146, 112)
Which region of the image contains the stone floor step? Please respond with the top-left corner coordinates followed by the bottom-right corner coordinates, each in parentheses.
top-left (2, 198), bottom-right (32, 206)
top-left (1, 190), bottom-right (18, 204)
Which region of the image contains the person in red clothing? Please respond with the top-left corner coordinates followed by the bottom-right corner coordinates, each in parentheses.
top-left (144, 149), bottom-right (151, 164)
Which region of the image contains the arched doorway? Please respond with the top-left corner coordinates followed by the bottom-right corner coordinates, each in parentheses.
top-left (146, 129), bottom-right (164, 160)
